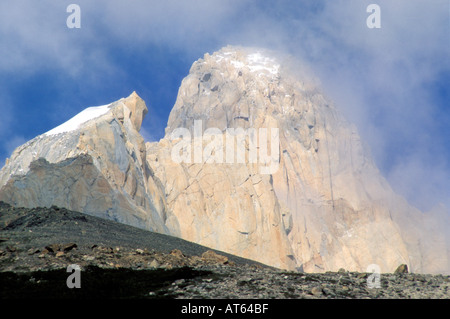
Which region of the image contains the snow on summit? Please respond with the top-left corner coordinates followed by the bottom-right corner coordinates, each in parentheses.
top-left (246, 52), bottom-right (280, 75)
top-left (44, 103), bottom-right (112, 136)
top-left (213, 47), bottom-right (280, 77)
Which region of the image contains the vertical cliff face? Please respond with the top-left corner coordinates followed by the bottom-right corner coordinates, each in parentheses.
top-left (0, 92), bottom-right (174, 235)
top-left (0, 46), bottom-right (448, 273)
top-left (147, 46), bottom-right (449, 273)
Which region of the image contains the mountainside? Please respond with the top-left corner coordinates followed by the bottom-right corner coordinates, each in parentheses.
top-left (1, 46), bottom-right (448, 274)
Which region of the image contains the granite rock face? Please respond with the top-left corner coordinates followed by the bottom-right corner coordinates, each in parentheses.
top-left (147, 46), bottom-right (449, 273)
top-left (0, 46), bottom-right (448, 274)
top-left (0, 92), bottom-right (175, 235)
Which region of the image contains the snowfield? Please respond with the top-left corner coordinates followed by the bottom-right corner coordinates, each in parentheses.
top-left (45, 103), bottom-right (113, 136)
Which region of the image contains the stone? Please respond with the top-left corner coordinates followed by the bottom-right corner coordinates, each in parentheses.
top-left (83, 255), bottom-right (95, 261)
top-left (149, 259), bottom-right (160, 268)
top-left (27, 248), bottom-right (40, 255)
top-left (6, 246), bottom-right (16, 253)
top-left (55, 251), bottom-right (64, 258)
top-left (173, 279), bottom-right (185, 286)
top-left (161, 263), bottom-right (173, 270)
top-left (339, 277), bottom-right (352, 285)
top-left (62, 243), bottom-right (77, 252)
top-left (311, 287), bottom-right (323, 296)
top-left (170, 249), bottom-right (184, 258)
top-left (201, 250), bottom-right (229, 264)
top-left (45, 244), bottom-right (60, 253)
top-left (395, 264), bottom-right (409, 274)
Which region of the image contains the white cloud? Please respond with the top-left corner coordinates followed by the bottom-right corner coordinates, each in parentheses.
top-left (388, 156), bottom-right (450, 212)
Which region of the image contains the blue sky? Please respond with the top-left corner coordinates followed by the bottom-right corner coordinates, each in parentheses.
top-left (0, 0), bottom-right (449, 212)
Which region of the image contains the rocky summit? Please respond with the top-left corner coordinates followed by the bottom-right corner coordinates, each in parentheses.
top-left (0, 45), bottom-right (449, 274)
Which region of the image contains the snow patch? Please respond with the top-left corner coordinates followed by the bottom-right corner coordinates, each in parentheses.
top-left (247, 53), bottom-right (279, 75)
top-left (214, 49), bottom-right (280, 77)
top-left (45, 103), bottom-right (112, 136)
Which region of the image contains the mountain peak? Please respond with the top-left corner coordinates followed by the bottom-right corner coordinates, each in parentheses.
top-left (166, 45), bottom-right (316, 135)
top-left (121, 91), bottom-right (148, 132)
top-left (42, 91), bottom-right (147, 139)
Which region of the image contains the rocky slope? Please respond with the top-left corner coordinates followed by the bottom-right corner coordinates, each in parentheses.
top-left (0, 46), bottom-right (448, 274)
top-left (0, 201), bottom-right (265, 272)
top-left (1, 202), bottom-right (448, 299)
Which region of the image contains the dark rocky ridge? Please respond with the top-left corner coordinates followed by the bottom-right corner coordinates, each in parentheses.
top-left (0, 201), bottom-right (266, 270)
top-left (1, 202), bottom-right (449, 299)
